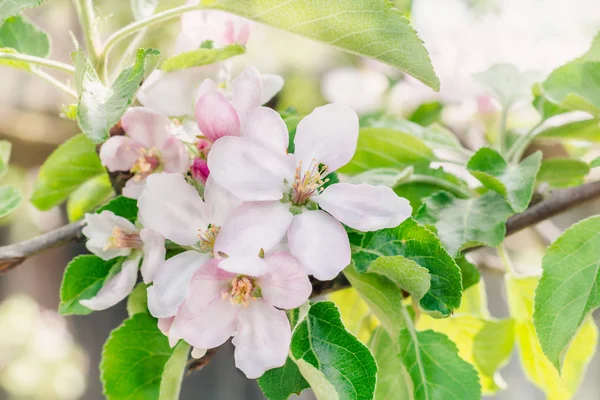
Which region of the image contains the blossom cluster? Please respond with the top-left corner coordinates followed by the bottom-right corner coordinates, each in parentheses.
top-left (79, 11), bottom-right (411, 378)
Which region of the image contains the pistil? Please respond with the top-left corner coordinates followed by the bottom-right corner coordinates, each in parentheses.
top-left (291, 159), bottom-right (329, 205)
top-left (221, 276), bottom-right (259, 307)
top-left (131, 147), bottom-right (162, 180)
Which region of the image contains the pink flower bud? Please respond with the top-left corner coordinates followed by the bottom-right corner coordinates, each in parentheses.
top-left (191, 158), bottom-right (210, 183)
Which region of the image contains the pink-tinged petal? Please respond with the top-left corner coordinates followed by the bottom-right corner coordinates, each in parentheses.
top-left (138, 173), bottom-right (207, 246)
top-left (203, 176), bottom-right (241, 226)
top-left (232, 299), bottom-right (291, 379)
top-left (159, 136), bottom-right (190, 173)
top-left (99, 136), bottom-right (141, 172)
top-left (79, 256), bottom-right (140, 311)
top-left (219, 255), bottom-right (268, 276)
top-left (243, 107), bottom-right (289, 154)
top-left (208, 137), bottom-right (292, 201)
top-left (316, 183), bottom-right (412, 231)
top-left (147, 251), bottom-right (210, 318)
top-left (184, 258), bottom-right (234, 307)
top-left (195, 91), bottom-right (241, 142)
top-left (83, 211), bottom-right (137, 260)
top-left (170, 298), bottom-right (237, 349)
top-left (193, 79), bottom-right (219, 107)
top-left (261, 74), bottom-right (284, 104)
top-left (139, 229), bottom-right (166, 284)
top-left (191, 158), bottom-right (210, 183)
top-left (231, 66), bottom-right (263, 124)
top-left (158, 317), bottom-right (173, 336)
top-left (294, 102), bottom-right (359, 172)
top-left (121, 107), bottom-right (173, 148)
top-left (122, 178), bottom-right (147, 199)
top-left (234, 18), bottom-right (251, 46)
top-left (288, 210), bottom-right (350, 280)
top-left (214, 201), bottom-right (293, 274)
top-left (138, 69), bottom-right (204, 116)
top-left (260, 252), bottom-right (311, 309)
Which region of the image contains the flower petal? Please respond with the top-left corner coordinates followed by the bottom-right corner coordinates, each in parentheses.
top-left (140, 229), bottom-right (166, 284)
top-left (147, 251), bottom-right (210, 318)
top-left (214, 201), bottom-right (293, 275)
top-left (243, 107), bottom-right (289, 154)
top-left (191, 348), bottom-right (207, 359)
top-left (121, 107), bottom-right (173, 149)
top-left (207, 137), bottom-right (292, 201)
top-left (231, 66), bottom-right (263, 124)
top-left (122, 178), bottom-right (147, 200)
top-left (138, 173), bottom-right (207, 246)
top-left (315, 183), bottom-right (412, 231)
top-left (159, 135), bottom-right (190, 173)
top-left (82, 211), bottom-right (137, 260)
top-left (288, 210), bottom-right (350, 280)
top-left (260, 252), bottom-right (311, 309)
top-left (195, 91), bottom-right (241, 142)
top-left (138, 69), bottom-right (204, 116)
top-left (203, 176), bottom-right (241, 226)
top-left (79, 256), bottom-right (140, 311)
top-left (261, 74), bottom-right (284, 104)
top-left (99, 136), bottom-right (141, 172)
top-left (294, 102), bottom-right (359, 172)
top-left (232, 299), bottom-right (291, 379)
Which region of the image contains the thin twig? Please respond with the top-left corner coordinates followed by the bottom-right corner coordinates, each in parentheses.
top-left (186, 348), bottom-right (219, 376)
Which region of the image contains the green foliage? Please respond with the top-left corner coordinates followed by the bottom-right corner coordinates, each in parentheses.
top-left (0, 15), bottom-right (49, 58)
top-left (31, 134), bottom-right (105, 210)
top-left (158, 342), bottom-right (190, 400)
top-left (258, 358), bottom-right (309, 400)
top-left (75, 48), bottom-right (160, 143)
top-left (0, 186), bottom-right (21, 219)
top-left (455, 255), bottom-right (480, 290)
top-left (467, 148), bottom-right (541, 212)
top-left (96, 195), bottom-right (139, 222)
top-left (161, 44), bottom-right (245, 71)
top-left (417, 191), bottom-right (514, 256)
top-left (473, 64), bottom-right (538, 108)
top-left (67, 174), bottom-right (114, 221)
top-left (339, 127), bottom-right (434, 175)
top-left (399, 329), bottom-right (481, 400)
top-left (0, 0), bottom-right (46, 24)
top-left (536, 118), bottom-right (600, 142)
top-left (532, 83), bottom-right (568, 120)
top-left (59, 255), bottom-right (124, 316)
top-left (369, 327), bottom-right (413, 400)
top-left (208, 0), bottom-right (439, 89)
top-left (408, 101), bottom-right (443, 126)
top-left (350, 218), bottom-right (462, 317)
top-left (537, 158), bottom-right (590, 188)
top-left (347, 166), bottom-right (413, 187)
top-left (591, 157), bottom-right (600, 168)
top-left (127, 283), bottom-right (149, 316)
top-left (534, 216), bottom-right (600, 372)
top-left (367, 255), bottom-right (431, 300)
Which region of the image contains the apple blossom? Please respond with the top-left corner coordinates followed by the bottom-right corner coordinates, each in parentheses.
top-left (208, 102), bottom-right (413, 280)
top-left (99, 107), bottom-right (189, 199)
top-left (80, 211), bottom-right (165, 310)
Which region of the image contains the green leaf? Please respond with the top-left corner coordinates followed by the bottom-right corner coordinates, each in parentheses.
top-left (258, 358), bottom-right (309, 400)
top-left (347, 166), bottom-right (413, 187)
top-left (0, 185), bottom-right (21, 218)
top-left (350, 218), bottom-right (462, 317)
top-left (0, 140), bottom-right (11, 177)
top-left (101, 313), bottom-right (180, 400)
top-left (339, 127), bottom-right (434, 175)
top-left (131, 0), bottom-right (159, 20)
top-left (367, 255), bottom-right (431, 300)
top-left (532, 83), bottom-right (568, 120)
top-left (467, 147), bottom-right (542, 212)
top-left (473, 64), bottom-right (538, 108)
top-left (537, 158), bottom-right (590, 188)
top-left (399, 329), bottom-right (481, 400)
top-left (416, 191), bottom-right (514, 257)
top-left (59, 255), bottom-right (124, 316)
top-left (455, 255), bottom-right (480, 291)
top-left (96, 195), bottom-right (139, 222)
top-left (0, 15), bottom-right (49, 57)
top-left (280, 108), bottom-right (303, 154)
top-left (67, 174), bottom-right (115, 221)
top-left (290, 301), bottom-right (377, 400)
top-left (533, 215), bottom-right (600, 372)
top-left (31, 134), bottom-right (105, 210)
top-left (127, 283), bottom-right (149, 316)
top-left (161, 44), bottom-right (245, 71)
top-left (0, 0), bottom-right (45, 24)
top-left (208, 0), bottom-right (439, 90)
top-left (75, 48), bottom-right (160, 143)
top-left (369, 327), bottom-right (413, 400)
top-left (329, 288), bottom-right (379, 343)
top-left (158, 341), bottom-right (190, 400)
top-left (508, 276), bottom-right (598, 399)
top-left (536, 118), bottom-right (600, 142)
top-left (408, 101), bottom-right (443, 126)
top-left (591, 157), bottom-right (600, 168)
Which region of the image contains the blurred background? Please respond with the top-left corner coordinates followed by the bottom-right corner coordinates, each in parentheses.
top-left (2, 0), bottom-right (600, 398)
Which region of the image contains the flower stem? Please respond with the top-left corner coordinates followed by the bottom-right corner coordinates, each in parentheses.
top-left (497, 105), bottom-right (509, 155)
top-left (507, 120), bottom-right (544, 163)
top-left (74, 0), bottom-right (101, 64)
top-left (497, 243), bottom-right (518, 276)
top-left (0, 52), bottom-right (75, 73)
top-left (31, 68), bottom-right (78, 98)
top-left (404, 174), bottom-right (474, 198)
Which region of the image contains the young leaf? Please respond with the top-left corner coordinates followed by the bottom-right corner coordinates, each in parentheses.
top-left (347, 166), bottom-right (413, 187)
top-left (329, 287), bottom-right (379, 343)
top-left (536, 118), bottom-right (600, 142)
top-left (467, 147), bottom-right (542, 212)
top-left (158, 341), bottom-right (190, 400)
top-left (101, 313), bottom-right (183, 400)
top-left (591, 157), bottom-right (600, 168)
top-left (0, 0), bottom-right (46, 24)
top-left (416, 191), bottom-right (514, 257)
top-left (209, 0), bottom-right (439, 89)
top-left (96, 195), bottom-right (139, 222)
top-left (537, 158), bottom-right (590, 188)
top-left (258, 358), bottom-right (309, 400)
top-left (534, 215), bottom-right (600, 372)
top-left (350, 218), bottom-right (462, 317)
top-left (0, 15), bottom-right (49, 57)
top-left (399, 329), bottom-right (481, 400)
top-left (127, 283), bottom-right (149, 316)
top-left (31, 134), bottom-right (105, 211)
top-left (290, 301), bottom-right (377, 399)
top-left (0, 185), bottom-right (21, 218)
top-left (508, 276), bottom-right (598, 399)
top-left (455, 255), bottom-right (480, 291)
top-left (59, 255), bottom-right (124, 316)
top-left (339, 127), bottom-right (434, 175)
top-left (75, 48), bottom-right (160, 143)
top-left (473, 64), bottom-right (538, 108)
top-left (67, 174), bottom-right (114, 222)
top-left (367, 255), bottom-right (431, 300)
top-left (369, 327), bottom-right (413, 400)
top-left (532, 83), bottom-right (568, 120)
top-left (161, 44), bottom-right (245, 71)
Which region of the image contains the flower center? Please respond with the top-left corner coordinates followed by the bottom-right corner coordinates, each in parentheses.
top-left (222, 276), bottom-right (260, 307)
top-left (290, 159), bottom-right (329, 205)
top-left (104, 227), bottom-right (142, 251)
top-left (197, 225), bottom-right (220, 253)
top-left (131, 147), bottom-right (162, 181)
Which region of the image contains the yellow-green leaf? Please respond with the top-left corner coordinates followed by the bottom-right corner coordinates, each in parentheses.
top-left (161, 44), bottom-right (245, 71)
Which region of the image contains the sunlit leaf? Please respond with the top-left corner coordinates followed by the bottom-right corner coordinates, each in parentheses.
top-left (67, 174), bottom-right (114, 222)
top-left (0, 0), bottom-right (46, 24)
top-left (369, 327), bottom-right (413, 400)
top-left (329, 287), bottom-right (379, 343)
top-left (161, 44), bottom-right (245, 71)
top-left (0, 15), bottom-right (49, 57)
top-left (537, 158), bottom-right (590, 188)
top-left (0, 185), bottom-right (21, 219)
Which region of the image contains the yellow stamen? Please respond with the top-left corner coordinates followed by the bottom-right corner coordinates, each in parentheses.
top-left (103, 227), bottom-right (142, 251)
top-left (131, 147), bottom-right (162, 180)
top-left (197, 225), bottom-right (221, 253)
top-left (291, 159), bottom-right (329, 205)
